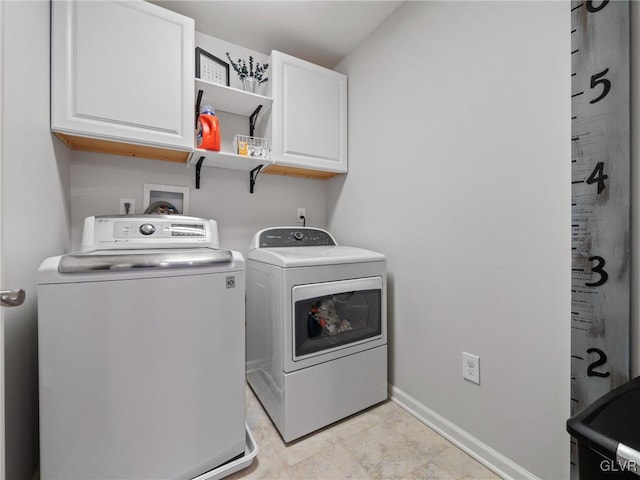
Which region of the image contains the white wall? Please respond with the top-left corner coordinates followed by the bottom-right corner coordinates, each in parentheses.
top-left (70, 152), bottom-right (328, 256)
top-left (330, 2), bottom-right (570, 478)
top-left (1, 1), bottom-right (72, 478)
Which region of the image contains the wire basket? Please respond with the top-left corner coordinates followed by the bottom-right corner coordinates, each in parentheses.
top-left (234, 135), bottom-right (270, 160)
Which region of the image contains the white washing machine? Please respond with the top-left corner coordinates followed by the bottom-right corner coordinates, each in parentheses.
top-left (38, 215), bottom-right (246, 480)
top-left (246, 227), bottom-right (387, 442)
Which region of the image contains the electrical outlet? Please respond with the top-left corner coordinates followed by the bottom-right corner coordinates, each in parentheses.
top-left (297, 207), bottom-right (306, 223)
top-left (462, 352), bottom-right (480, 384)
top-left (119, 198), bottom-right (136, 215)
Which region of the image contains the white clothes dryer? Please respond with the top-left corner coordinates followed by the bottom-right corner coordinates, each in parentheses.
top-left (246, 227), bottom-right (387, 442)
top-left (38, 215), bottom-right (246, 480)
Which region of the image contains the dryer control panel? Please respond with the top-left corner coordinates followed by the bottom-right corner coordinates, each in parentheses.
top-left (256, 228), bottom-right (337, 248)
top-left (81, 215), bottom-right (220, 250)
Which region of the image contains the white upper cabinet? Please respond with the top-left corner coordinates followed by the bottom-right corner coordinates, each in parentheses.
top-left (51, 0), bottom-right (194, 161)
top-left (270, 51), bottom-right (347, 175)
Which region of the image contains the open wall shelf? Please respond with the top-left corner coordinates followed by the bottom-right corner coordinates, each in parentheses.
top-left (189, 149), bottom-right (270, 193)
top-left (193, 79), bottom-right (273, 193)
top-left (188, 149), bottom-right (269, 172)
top-left (195, 78), bottom-right (271, 116)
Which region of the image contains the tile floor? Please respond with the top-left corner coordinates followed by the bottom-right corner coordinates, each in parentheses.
top-left (228, 386), bottom-right (500, 480)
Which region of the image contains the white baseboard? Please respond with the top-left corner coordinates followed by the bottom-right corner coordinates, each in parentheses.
top-left (390, 385), bottom-right (540, 480)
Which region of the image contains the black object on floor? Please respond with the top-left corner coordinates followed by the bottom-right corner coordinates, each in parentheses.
top-left (567, 376), bottom-right (640, 480)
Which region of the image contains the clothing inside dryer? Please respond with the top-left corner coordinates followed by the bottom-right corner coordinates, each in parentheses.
top-left (295, 289), bottom-right (381, 357)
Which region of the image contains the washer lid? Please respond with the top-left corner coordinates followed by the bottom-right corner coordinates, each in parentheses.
top-left (38, 250), bottom-right (245, 285)
top-left (247, 245), bottom-right (385, 267)
top-left (58, 248), bottom-right (232, 273)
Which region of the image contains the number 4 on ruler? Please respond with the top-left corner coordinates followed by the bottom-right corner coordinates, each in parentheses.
top-left (585, 162), bottom-right (608, 194)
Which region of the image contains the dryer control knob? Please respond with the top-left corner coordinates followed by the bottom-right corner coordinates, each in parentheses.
top-left (294, 231), bottom-right (304, 241)
top-left (139, 223), bottom-right (156, 236)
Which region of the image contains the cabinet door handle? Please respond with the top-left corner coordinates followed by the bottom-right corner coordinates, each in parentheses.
top-left (1, 289), bottom-right (25, 307)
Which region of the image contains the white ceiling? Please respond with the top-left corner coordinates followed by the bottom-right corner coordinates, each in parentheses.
top-left (152, 1), bottom-right (404, 68)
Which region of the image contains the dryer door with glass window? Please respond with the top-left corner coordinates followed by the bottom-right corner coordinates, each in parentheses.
top-left (292, 277), bottom-right (382, 364)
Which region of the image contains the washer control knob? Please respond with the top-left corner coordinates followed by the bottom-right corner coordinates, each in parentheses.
top-left (293, 231), bottom-right (304, 241)
top-left (139, 223), bottom-right (156, 236)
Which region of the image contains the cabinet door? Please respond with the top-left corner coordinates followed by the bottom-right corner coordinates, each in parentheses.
top-left (51, 0), bottom-right (194, 151)
top-left (272, 51), bottom-right (347, 173)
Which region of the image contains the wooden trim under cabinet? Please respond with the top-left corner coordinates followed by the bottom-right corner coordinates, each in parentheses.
top-left (262, 164), bottom-right (339, 179)
top-left (54, 133), bottom-right (191, 164)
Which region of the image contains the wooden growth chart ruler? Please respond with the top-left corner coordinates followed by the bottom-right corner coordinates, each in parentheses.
top-left (570, 0), bottom-right (630, 475)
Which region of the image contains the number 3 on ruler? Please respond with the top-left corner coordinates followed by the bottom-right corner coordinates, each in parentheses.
top-left (585, 256), bottom-right (608, 287)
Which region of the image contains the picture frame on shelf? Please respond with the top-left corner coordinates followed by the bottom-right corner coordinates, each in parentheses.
top-left (143, 184), bottom-right (190, 215)
top-left (195, 47), bottom-right (230, 86)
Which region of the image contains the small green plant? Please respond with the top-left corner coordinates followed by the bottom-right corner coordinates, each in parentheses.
top-left (226, 53), bottom-right (269, 84)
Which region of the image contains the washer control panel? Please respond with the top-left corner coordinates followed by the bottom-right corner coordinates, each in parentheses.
top-left (258, 228), bottom-right (336, 248)
top-left (81, 215), bottom-right (220, 250)
top-left (114, 221), bottom-right (205, 239)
